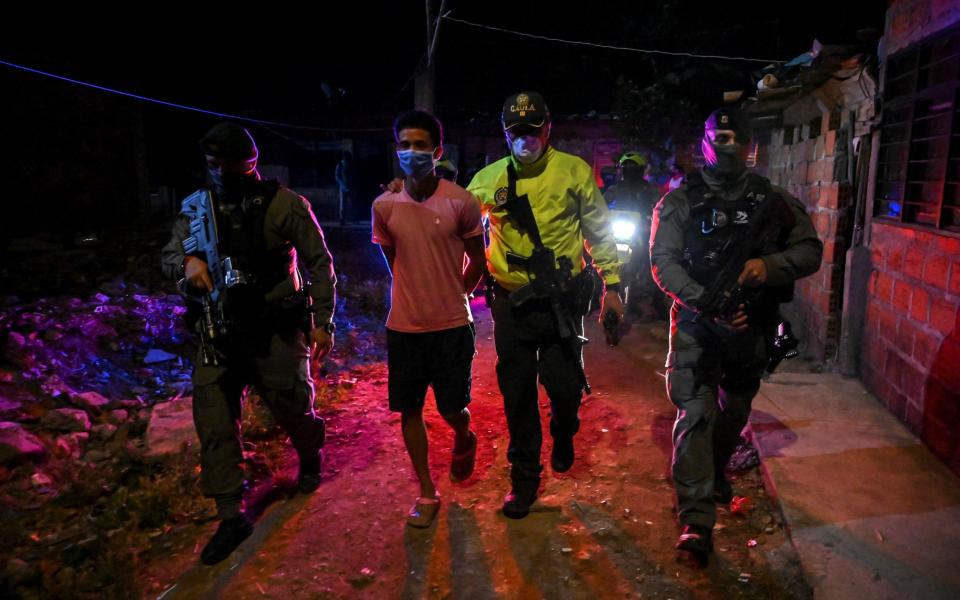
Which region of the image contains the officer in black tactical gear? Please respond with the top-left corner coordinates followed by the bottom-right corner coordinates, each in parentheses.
top-left (161, 122), bottom-right (337, 565)
top-left (649, 108), bottom-right (822, 564)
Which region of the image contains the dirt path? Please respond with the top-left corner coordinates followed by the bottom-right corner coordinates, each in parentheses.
top-left (145, 304), bottom-right (810, 599)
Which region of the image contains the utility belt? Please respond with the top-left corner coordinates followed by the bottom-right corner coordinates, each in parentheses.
top-left (491, 265), bottom-right (597, 317)
top-left (186, 282), bottom-right (313, 339)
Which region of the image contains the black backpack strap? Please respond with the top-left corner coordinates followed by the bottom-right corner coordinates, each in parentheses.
top-left (504, 163), bottom-right (545, 248)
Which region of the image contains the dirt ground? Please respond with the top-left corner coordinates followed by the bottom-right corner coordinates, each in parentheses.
top-left (0, 227), bottom-right (811, 599)
top-left (143, 303), bottom-right (810, 600)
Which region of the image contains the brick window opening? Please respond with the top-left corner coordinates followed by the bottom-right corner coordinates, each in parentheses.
top-left (875, 24), bottom-right (960, 233)
top-left (783, 125), bottom-right (796, 146)
top-left (829, 111), bottom-right (841, 131)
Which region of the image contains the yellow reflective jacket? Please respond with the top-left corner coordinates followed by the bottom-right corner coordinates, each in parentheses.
top-left (467, 146), bottom-right (621, 291)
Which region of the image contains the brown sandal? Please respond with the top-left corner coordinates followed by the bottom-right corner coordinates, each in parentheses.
top-left (450, 431), bottom-right (478, 483)
top-left (406, 495), bottom-right (441, 528)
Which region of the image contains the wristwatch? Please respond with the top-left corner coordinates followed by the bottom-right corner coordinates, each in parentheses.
top-left (321, 322), bottom-right (336, 334)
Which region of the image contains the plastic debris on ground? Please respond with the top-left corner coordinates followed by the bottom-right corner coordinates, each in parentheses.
top-left (730, 496), bottom-right (753, 515)
top-left (727, 440), bottom-right (761, 473)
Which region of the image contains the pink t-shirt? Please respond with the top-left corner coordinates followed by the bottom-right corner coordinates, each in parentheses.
top-left (371, 179), bottom-right (484, 333)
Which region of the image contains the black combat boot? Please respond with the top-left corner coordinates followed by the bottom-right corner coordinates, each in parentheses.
top-left (297, 419), bottom-right (326, 494)
top-left (298, 448), bottom-right (323, 494)
top-left (676, 524), bottom-right (713, 566)
top-left (502, 484), bottom-right (538, 519)
top-left (551, 435), bottom-right (575, 473)
top-left (713, 470), bottom-right (733, 504)
top-left (201, 515), bottom-right (254, 565)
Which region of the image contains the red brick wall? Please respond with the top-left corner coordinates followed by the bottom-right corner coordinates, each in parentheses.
top-left (862, 0), bottom-right (960, 475)
top-left (927, 334), bottom-right (960, 474)
top-left (747, 0), bottom-right (960, 474)
top-left (764, 123), bottom-right (848, 361)
top-left (861, 223), bottom-right (960, 470)
top-left (883, 0), bottom-right (960, 56)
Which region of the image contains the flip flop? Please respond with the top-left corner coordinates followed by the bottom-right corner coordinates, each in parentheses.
top-left (450, 431), bottom-right (478, 482)
top-left (406, 495), bottom-right (441, 528)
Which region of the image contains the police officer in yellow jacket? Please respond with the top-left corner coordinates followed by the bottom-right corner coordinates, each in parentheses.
top-left (468, 92), bottom-right (624, 518)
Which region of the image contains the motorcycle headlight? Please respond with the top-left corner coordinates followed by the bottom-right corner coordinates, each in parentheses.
top-left (612, 219), bottom-right (637, 242)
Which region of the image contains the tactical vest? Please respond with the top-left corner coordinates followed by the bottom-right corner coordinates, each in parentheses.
top-left (213, 179), bottom-right (293, 294)
top-left (682, 171), bottom-right (794, 304)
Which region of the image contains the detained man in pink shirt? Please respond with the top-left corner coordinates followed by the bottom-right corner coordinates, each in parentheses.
top-left (371, 110), bottom-right (487, 528)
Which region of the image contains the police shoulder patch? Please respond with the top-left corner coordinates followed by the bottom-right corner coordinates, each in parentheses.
top-left (495, 187), bottom-right (509, 206)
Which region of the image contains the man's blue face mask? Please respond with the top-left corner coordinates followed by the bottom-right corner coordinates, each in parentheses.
top-left (397, 149), bottom-right (436, 179)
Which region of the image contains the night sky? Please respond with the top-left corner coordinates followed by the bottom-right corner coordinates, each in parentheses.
top-left (3, 1), bottom-right (886, 122)
top-left (0, 1), bottom-right (887, 234)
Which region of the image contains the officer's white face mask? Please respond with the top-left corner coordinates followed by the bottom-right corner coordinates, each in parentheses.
top-left (511, 136), bottom-right (543, 164)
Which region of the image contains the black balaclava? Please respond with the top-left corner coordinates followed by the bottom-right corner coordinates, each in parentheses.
top-left (701, 108), bottom-right (750, 181)
top-left (200, 122), bottom-right (259, 202)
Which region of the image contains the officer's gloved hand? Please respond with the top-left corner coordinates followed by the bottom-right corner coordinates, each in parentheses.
top-left (738, 258), bottom-right (768, 287)
top-left (714, 304), bottom-right (749, 332)
top-left (184, 256), bottom-right (214, 292)
top-left (380, 178), bottom-right (404, 194)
